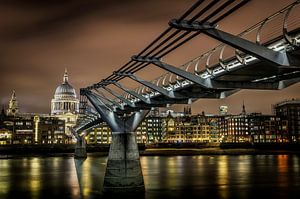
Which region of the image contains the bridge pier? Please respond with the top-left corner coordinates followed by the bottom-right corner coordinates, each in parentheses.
top-left (83, 89), bottom-right (149, 193)
top-left (74, 136), bottom-right (87, 159)
top-left (103, 131), bottom-right (144, 193)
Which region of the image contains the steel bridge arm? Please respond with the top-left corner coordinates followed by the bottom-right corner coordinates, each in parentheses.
top-left (76, 118), bottom-right (103, 133)
top-left (132, 56), bottom-right (210, 88)
top-left (114, 71), bottom-right (187, 99)
top-left (202, 28), bottom-right (300, 67)
top-left (125, 110), bottom-right (150, 132)
top-left (277, 77), bottom-right (300, 89)
top-left (169, 19), bottom-right (300, 67)
top-left (220, 89), bottom-right (240, 99)
top-left (89, 91), bottom-right (116, 111)
top-left (85, 108), bottom-right (100, 118)
top-left (132, 56), bottom-right (292, 90)
top-left (94, 89), bottom-right (124, 110)
top-left (113, 81), bottom-right (157, 104)
top-left (82, 90), bottom-right (123, 132)
top-left (70, 127), bottom-right (81, 141)
top-left (210, 80), bottom-right (280, 90)
top-left (103, 87), bottom-right (136, 108)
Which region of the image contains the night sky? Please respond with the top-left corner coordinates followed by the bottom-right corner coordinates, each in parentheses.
top-left (0, 0), bottom-right (299, 115)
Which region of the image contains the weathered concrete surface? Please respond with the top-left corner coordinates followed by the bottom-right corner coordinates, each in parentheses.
top-left (74, 146), bottom-right (87, 159)
top-left (103, 132), bottom-right (144, 193)
top-left (74, 138), bottom-right (87, 159)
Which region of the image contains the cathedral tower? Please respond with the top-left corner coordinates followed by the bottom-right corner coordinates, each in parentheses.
top-left (7, 90), bottom-right (19, 116)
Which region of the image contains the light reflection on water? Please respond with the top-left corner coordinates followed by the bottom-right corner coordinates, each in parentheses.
top-left (217, 156), bottom-right (229, 199)
top-left (0, 155), bottom-right (299, 199)
top-left (0, 160), bottom-right (9, 195)
top-left (29, 158), bottom-right (41, 199)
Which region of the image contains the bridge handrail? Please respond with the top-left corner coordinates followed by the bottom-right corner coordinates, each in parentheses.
top-left (131, 1), bottom-right (300, 96)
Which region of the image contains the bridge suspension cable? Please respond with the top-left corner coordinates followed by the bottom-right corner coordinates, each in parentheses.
top-left (77, 0), bottom-right (300, 134)
top-left (88, 0), bottom-right (250, 90)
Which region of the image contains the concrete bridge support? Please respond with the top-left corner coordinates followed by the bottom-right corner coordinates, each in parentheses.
top-left (104, 131), bottom-right (144, 192)
top-left (84, 90), bottom-right (149, 193)
top-left (74, 136), bottom-right (87, 159)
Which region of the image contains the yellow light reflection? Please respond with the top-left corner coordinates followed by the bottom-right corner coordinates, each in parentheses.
top-left (53, 157), bottom-right (59, 167)
top-left (69, 158), bottom-right (80, 198)
top-left (175, 156), bottom-right (184, 173)
top-left (0, 160), bottom-right (10, 194)
top-left (195, 156), bottom-right (204, 175)
top-left (237, 156), bottom-right (250, 181)
top-left (29, 158), bottom-right (41, 199)
top-left (218, 156), bottom-right (228, 185)
top-left (80, 158), bottom-right (91, 197)
top-left (166, 157), bottom-right (181, 188)
top-left (0, 181), bottom-right (9, 194)
top-left (217, 156), bottom-right (229, 199)
top-left (140, 157), bottom-right (149, 187)
top-left (141, 156), bottom-right (162, 189)
top-left (293, 155), bottom-right (299, 172)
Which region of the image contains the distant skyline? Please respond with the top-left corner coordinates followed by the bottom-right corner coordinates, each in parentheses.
top-left (0, 0), bottom-right (299, 115)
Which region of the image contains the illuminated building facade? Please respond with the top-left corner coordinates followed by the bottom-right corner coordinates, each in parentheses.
top-left (0, 128), bottom-right (12, 145)
top-left (219, 114), bottom-right (249, 143)
top-left (0, 113), bottom-right (65, 145)
top-left (1, 90), bottom-right (296, 145)
top-left (86, 122), bottom-right (112, 144)
top-left (37, 116), bottom-right (66, 144)
top-left (0, 89), bottom-right (67, 145)
top-left (162, 114), bottom-right (220, 143)
top-left (51, 69), bottom-right (79, 139)
top-left (219, 113), bottom-right (288, 143)
top-left (274, 99), bottom-right (300, 142)
top-left (136, 116), bottom-right (163, 143)
top-left (5, 117), bottom-right (35, 144)
top-left (0, 108), bottom-right (12, 145)
top-left (86, 116), bottom-right (163, 144)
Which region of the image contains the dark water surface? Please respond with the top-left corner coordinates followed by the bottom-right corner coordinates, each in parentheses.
top-left (0, 155), bottom-right (300, 199)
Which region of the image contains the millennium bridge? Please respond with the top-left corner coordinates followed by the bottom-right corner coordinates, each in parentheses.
top-left (71, 0), bottom-right (300, 193)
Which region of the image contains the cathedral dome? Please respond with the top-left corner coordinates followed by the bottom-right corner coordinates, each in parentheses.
top-left (51, 69), bottom-right (79, 116)
top-left (55, 82), bottom-right (76, 98)
top-left (54, 69), bottom-right (77, 99)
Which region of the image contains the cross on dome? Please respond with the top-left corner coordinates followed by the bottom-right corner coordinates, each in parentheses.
top-left (63, 68), bottom-right (68, 83)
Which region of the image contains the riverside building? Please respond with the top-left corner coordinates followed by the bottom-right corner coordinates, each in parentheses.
top-left (0, 111), bottom-right (65, 145)
top-left (219, 104), bottom-right (289, 143)
top-left (1, 89), bottom-right (298, 145)
top-left (86, 115), bottom-right (163, 144)
top-left (162, 113), bottom-right (221, 143)
top-left (274, 99), bottom-right (300, 142)
top-left (0, 90), bottom-right (66, 145)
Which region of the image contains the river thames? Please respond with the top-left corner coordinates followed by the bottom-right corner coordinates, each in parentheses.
top-left (0, 155), bottom-right (299, 199)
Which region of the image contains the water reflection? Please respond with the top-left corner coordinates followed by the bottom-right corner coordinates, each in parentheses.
top-left (73, 159), bottom-right (84, 198)
top-left (74, 157), bottom-right (106, 198)
top-left (29, 158), bottom-right (41, 199)
top-left (217, 156), bottom-right (229, 199)
top-left (217, 156), bottom-right (229, 185)
top-left (292, 155), bottom-right (299, 172)
top-left (277, 155), bottom-right (289, 187)
top-left (0, 155), bottom-right (300, 199)
top-left (0, 160), bottom-right (9, 195)
top-left (278, 155), bottom-right (288, 173)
